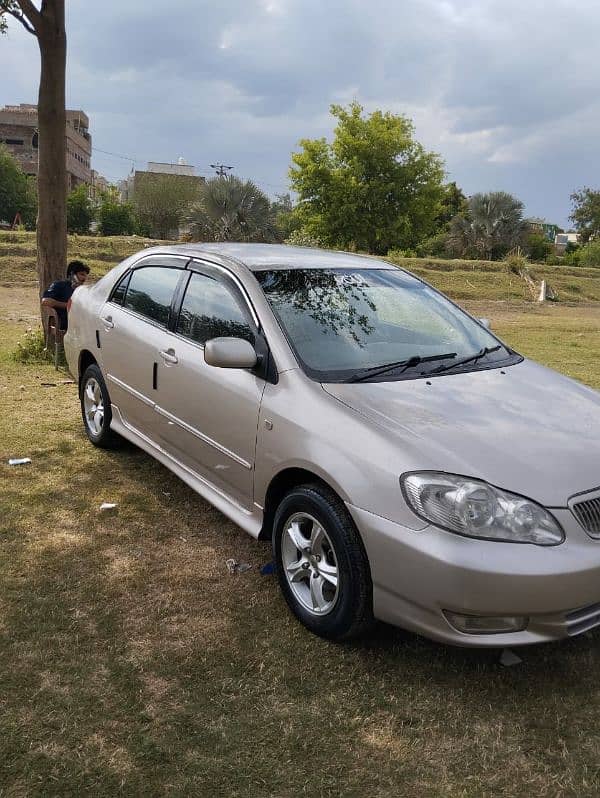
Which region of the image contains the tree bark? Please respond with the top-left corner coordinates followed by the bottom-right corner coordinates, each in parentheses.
top-left (35, 0), bottom-right (66, 300)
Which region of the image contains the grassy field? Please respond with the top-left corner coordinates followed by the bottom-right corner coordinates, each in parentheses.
top-left (2, 241), bottom-right (600, 795)
top-left (3, 230), bottom-right (600, 305)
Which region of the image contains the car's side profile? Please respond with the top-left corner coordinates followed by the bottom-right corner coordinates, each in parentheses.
top-left (66, 244), bottom-right (600, 647)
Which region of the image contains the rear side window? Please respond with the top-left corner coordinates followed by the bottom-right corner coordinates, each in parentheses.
top-left (123, 266), bottom-right (181, 327)
top-left (177, 272), bottom-right (255, 346)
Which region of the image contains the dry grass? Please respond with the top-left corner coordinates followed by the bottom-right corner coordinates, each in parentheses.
top-left (2, 272), bottom-right (600, 794)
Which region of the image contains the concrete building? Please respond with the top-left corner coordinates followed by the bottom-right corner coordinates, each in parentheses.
top-left (89, 169), bottom-right (111, 203)
top-left (555, 232), bottom-right (579, 255)
top-left (118, 158), bottom-right (204, 239)
top-left (0, 103), bottom-right (92, 190)
top-left (119, 158), bottom-right (201, 202)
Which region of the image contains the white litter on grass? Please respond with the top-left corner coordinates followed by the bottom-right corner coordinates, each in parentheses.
top-left (8, 458), bottom-right (32, 466)
top-left (99, 502), bottom-right (118, 512)
top-left (500, 648), bottom-right (523, 667)
top-left (226, 558), bottom-right (252, 575)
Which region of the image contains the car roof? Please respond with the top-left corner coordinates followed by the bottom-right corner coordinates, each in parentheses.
top-left (160, 243), bottom-right (396, 272)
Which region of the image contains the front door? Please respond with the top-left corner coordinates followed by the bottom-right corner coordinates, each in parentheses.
top-left (154, 266), bottom-right (265, 509)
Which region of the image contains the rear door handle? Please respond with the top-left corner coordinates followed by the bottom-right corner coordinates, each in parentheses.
top-left (101, 315), bottom-right (114, 329)
top-left (159, 348), bottom-right (178, 365)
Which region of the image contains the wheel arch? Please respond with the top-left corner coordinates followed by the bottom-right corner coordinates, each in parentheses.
top-left (259, 467), bottom-right (348, 541)
top-left (78, 349), bottom-right (98, 388)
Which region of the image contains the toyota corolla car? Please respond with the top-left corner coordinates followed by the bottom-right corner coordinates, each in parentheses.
top-left (65, 243), bottom-right (600, 647)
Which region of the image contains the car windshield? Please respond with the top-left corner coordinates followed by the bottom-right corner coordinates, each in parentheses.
top-left (256, 267), bottom-right (515, 382)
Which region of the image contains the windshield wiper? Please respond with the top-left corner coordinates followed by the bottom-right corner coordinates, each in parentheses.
top-left (345, 351), bottom-right (457, 383)
top-left (425, 345), bottom-right (503, 376)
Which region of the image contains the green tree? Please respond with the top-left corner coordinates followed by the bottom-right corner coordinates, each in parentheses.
top-left (66, 183), bottom-right (93, 234)
top-left (133, 173), bottom-right (201, 239)
top-left (289, 102), bottom-right (445, 255)
top-left (186, 176), bottom-right (278, 242)
top-left (1, 1), bottom-right (67, 300)
top-left (525, 229), bottom-right (553, 262)
top-left (436, 181), bottom-right (468, 228)
top-left (570, 187), bottom-right (600, 244)
top-left (579, 240), bottom-right (600, 267)
top-left (271, 193), bottom-right (300, 241)
top-left (98, 198), bottom-right (135, 236)
top-left (447, 191), bottom-right (527, 260)
top-left (0, 144), bottom-right (37, 227)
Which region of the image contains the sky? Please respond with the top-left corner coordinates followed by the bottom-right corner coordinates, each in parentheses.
top-left (1, 0), bottom-right (599, 228)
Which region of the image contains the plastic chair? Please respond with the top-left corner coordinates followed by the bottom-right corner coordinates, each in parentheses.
top-left (41, 305), bottom-right (65, 369)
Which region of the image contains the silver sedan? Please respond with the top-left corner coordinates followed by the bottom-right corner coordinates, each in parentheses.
top-left (65, 244), bottom-right (600, 646)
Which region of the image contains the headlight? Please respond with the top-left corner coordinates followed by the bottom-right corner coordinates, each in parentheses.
top-left (401, 472), bottom-right (564, 546)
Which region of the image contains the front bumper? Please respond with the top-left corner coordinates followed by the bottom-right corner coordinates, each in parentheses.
top-left (347, 503), bottom-right (600, 647)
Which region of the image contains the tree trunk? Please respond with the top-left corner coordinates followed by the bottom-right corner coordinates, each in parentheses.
top-left (36, 0), bottom-right (66, 301)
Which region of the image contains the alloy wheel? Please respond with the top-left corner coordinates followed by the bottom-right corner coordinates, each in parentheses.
top-left (83, 377), bottom-right (104, 436)
top-left (281, 512), bottom-right (339, 615)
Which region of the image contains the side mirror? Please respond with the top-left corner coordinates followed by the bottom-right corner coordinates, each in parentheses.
top-left (479, 318), bottom-right (491, 330)
top-left (204, 337), bottom-right (258, 369)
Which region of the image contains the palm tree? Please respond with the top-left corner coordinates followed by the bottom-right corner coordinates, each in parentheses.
top-left (448, 191), bottom-right (527, 260)
top-left (186, 176), bottom-right (279, 243)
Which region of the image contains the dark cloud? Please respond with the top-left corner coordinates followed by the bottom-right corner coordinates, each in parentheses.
top-left (1, 0), bottom-right (599, 225)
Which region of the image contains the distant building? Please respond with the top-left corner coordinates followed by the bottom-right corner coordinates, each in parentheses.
top-left (0, 103), bottom-right (91, 191)
top-left (89, 169), bottom-right (110, 203)
top-left (119, 158), bottom-right (204, 239)
top-left (555, 232), bottom-right (579, 255)
top-left (526, 219), bottom-right (560, 242)
top-left (120, 158), bottom-right (202, 202)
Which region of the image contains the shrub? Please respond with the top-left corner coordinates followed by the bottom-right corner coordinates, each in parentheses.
top-left (285, 228), bottom-right (323, 248)
top-left (563, 248), bottom-right (582, 266)
top-left (415, 232), bottom-right (449, 258)
top-left (67, 184), bottom-right (93, 234)
top-left (98, 200), bottom-right (136, 236)
top-left (12, 327), bottom-right (47, 363)
top-left (503, 252), bottom-right (529, 274)
top-left (387, 248), bottom-right (417, 259)
top-left (579, 240), bottom-right (600, 268)
top-left (526, 231), bottom-right (553, 262)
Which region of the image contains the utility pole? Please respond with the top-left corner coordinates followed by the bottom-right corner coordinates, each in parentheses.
top-left (210, 163), bottom-right (233, 177)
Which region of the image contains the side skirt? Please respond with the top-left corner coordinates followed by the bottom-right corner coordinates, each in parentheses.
top-left (110, 407), bottom-right (263, 539)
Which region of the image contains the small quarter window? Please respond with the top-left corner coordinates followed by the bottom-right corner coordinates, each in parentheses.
top-left (177, 272), bottom-right (255, 346)
top-left (110, 271), bottom-right (131, 305)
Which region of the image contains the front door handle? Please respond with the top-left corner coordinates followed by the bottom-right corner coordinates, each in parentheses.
top-left (101, 315), bottom-right (114, 330)
top-left (159, 348), bottom-right (178, 365)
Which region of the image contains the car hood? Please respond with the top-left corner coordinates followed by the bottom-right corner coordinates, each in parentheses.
top-left (322, 359), bottom-right (600, 507)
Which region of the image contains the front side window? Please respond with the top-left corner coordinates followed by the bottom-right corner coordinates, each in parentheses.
top-left (177, 272), bottom-right (255, 346)
top-left (123, 266), bottom-right (181, 327)
top-left (256, 267), bottom-right (519, 382)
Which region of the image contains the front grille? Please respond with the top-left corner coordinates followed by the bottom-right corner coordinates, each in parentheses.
top-left (565, 602), bottom-right (600, 636)
top-left (571, 495), bottom-right (600, 538)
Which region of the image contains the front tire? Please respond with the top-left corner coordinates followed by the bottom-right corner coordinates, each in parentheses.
top-left (80, 364), bottom-right (120, 448)
top-left (273, 483), bottom-right (373, 641)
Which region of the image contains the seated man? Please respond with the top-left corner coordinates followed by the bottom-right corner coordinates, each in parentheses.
top-left (41, 260), bottom-right (90, 330)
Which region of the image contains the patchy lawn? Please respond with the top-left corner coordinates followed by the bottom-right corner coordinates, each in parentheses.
top-left (2, 286), bottom-right (600, 796)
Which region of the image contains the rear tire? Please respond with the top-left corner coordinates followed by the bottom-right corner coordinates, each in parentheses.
top-left (80, 364), bottom-right (120, 448)
top-left (272, 483), bottom-right (373, 641)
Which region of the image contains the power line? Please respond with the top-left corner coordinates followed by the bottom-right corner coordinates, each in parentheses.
top-left (92, 145), bottom-right (290, 192)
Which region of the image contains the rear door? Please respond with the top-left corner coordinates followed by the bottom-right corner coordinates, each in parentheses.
top-left (153, 262), bottom-right (266, 509)
top-left (98, 255), bottom-right (188, 434)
